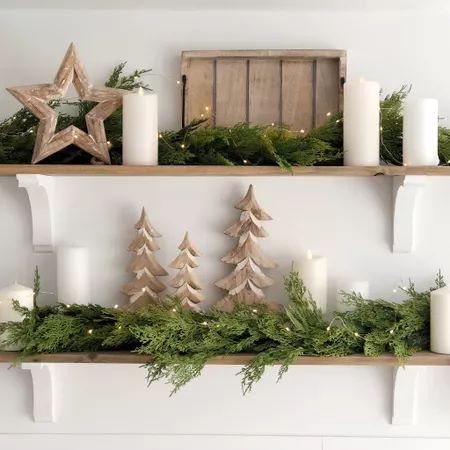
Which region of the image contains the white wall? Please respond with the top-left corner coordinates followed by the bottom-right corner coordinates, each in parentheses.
top-left (1, 5), bottom-right (450, 450)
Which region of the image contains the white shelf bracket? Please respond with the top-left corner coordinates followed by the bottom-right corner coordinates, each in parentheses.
top-left (16, 174), bottom-right (55, 253)
top-left (21, 362), bottom-right (57, 423)
top-left (392, 175), bottom-right (427, 253)
top-left (391, 366), bottom-right (424, 426)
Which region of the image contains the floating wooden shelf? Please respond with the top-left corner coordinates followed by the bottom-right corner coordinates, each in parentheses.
top-left (1, 164), bottom-right (450, 176)
top-left (0, 351), bottom-right (448, 365)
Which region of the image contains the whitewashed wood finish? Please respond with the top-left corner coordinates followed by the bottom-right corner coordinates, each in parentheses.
top-left (181, 49), bottom-right (346, 128)
top-left (6, 43), bottom-right (126, 165)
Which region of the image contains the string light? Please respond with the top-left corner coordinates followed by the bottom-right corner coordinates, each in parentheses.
top-left (252, 308), bottom-right (258, 313)
top-left (118, 325), bottom-right (122, 330)
top-left (171, 308), bottom-right (177, 313)
top-left (354, 332), bottom-right (360, 337)
top-left (300, 129), bottom-right (305, 134)
top-left (201, 321), bottom-right (208, 326)
top-left (326, 326), bottom-right (331, 332)
top-left (87, 329), bottom-right (93, 335)
top-left (176, 80), bottom-right (181, 85)
top-left (204, 106), bottom-right (210, 112)
top-left (271, 122), bottom-right (275, 127)
top-left (66, 304), bottom-right (71, 308)
top-left (158, 134), bottom-right (162, 138)
top-left (285, 326), bottom-right (291, 332)
top-left (326, 111), bottom-right (331, 117)
top-left (181, 143), bottom-right (185, 149)
top-left (114, 304), bottom-right (119, 309)
top-left (390, 329), bottom-right (395, 334)
top-left (243, 159), bottom-right (248, 164)
top-left (200, 113), bottom-right (205, 118)
top-left (392, 288), bottom-right (398, 293)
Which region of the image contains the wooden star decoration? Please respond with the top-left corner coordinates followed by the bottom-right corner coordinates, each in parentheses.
top-left (7, 43), bottom-right (127, 164)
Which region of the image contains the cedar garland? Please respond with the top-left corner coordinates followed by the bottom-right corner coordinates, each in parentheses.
top-left (0, 271), bottom-right (443, 394)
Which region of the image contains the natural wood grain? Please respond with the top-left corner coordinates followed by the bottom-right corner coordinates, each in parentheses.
top-left (282, 60), bottom-right (314, 132)
top-left (182, 58), bottom-right (214, 126)
top-left (215, 59), bottom-right (248, 126)
top-left (249, 59), bottom-right (281, 125)
top-left (315, 58), bottom-right (341, 126)
top-left (182, 49), bottom-right (346, 129)
top-left (2, 165), bottom-right (450, 177)
top-left (0, 351), bottom-right (448, 366)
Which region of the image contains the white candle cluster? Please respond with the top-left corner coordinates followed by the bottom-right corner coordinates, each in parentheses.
top-left (344, 77), bottom-right (439, 167)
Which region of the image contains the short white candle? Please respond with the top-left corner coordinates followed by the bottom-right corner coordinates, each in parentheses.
top-left (344, 78), bottom-right (380, 166)
top-left (123, 87), bottom-right (158, 165)
top-left (57, 246), bottom-right (90, 305)
top-left (293, 250), bottom-right (328, 312)
top-left (0, 282), bottom-right (34, 351)
top-left (430, 286), bottom-right (450, 354)
top-left (0, 282), bottom-right (33, 322)
top-left (336, 280), bottom-right (369, 312)
top-left (403, 98), bottom-right (439, 166)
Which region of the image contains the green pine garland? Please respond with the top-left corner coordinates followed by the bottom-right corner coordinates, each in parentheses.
top-left (2, 63), bottom-right (449, 167)
top-left (0, 271), bottom-right (443, 394)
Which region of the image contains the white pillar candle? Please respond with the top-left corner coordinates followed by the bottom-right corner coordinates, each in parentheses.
top-left (57, 246), bottom-right (90, 305)
top-left (123, 87), bottom-right (158, 165)
top-left (430, 286), bottom-right (450, 354)
top-left (0, 282), bottom-right (33, 322)
top-left (343, 78), bottom-right (381, 166)
top-left (403, 98), bottom-right (439, 166)
top-left (0, 282), bottom-right (34, 351)
top-left (293, 250), bottom-right (328, 312)
top-left (336, 280), bottom-right (369, 312)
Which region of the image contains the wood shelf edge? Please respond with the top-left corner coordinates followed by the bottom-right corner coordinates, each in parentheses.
top-left (0, 351), bottom-right (447, 365)
top-left (0, 164), bottom-right (450, 176)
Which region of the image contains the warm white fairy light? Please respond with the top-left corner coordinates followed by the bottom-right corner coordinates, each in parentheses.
top-left (300, 129), bottom-right (305, 134)
top-left (390, 329), bottom-right (395, 334)
top-left (181, 143), bottom-right (185, 149)
top-left (354, 332), bottom-right (360, 337)
top-left (285, 326), bottom-right (291, 332)
top-left (66, 304), bottom-right (71, 308)
top-left (243, 159), bottom-right (248, 164)
top-left (172, 308), bottom-right (177, 313)
top-left (200, 113), bottom-right (205, 118)
top-left (118, 325), bottom-right (122, 330)
top-left (326, 111), bottom-right (331, 117)
top-left (201, 321), bottom-right (208, 326)
top-left (252, 308), bottom-right (258, 313)
top-left (87, 329), bottom-right (93, 335)
top-left (326, 326), bottom-right (331, 332)
top-left (205, 106), bottom-right (210, 111)
top-left (114, 304), bottom-right (119, 309)
top-left (176, 80), bottom-right (181, 85)
top-left (392, 288), bottom-right (398, 293)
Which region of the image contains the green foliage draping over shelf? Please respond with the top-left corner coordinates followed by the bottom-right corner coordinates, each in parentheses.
top-left (1, 64), bottom-right (449, 167)
top-left (1, 272), bottom-right (443, 394)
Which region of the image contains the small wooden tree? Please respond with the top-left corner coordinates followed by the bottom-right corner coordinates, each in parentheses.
top-left (169, 232), bottom-right (204, 310)
top-left (122, 207), bottom-right (168, 309)
top-left (215, 184), bottom-right (277, 311)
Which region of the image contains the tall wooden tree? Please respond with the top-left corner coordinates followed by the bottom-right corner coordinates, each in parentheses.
top-left (215, 184), bottom-right (277, 311)
top-left (169, 232), bottom-right (204, 310)
top-left (122, 207), bottom-right (168, 309)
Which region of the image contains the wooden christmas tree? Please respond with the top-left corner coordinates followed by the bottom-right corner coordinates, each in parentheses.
top-left (215, 184), bottom-right (277, 311)
top-left (169, 232), bottom-right (204, 310)
top-left (122, 207), bottom-right (168, 309)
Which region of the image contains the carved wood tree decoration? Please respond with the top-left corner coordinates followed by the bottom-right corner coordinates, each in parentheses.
top-left (122, 207), bottom-right (168, 309)
top-left (169, 232), bottom-right (204, 310)
top-left (215, 184), bottom-right (277, 311)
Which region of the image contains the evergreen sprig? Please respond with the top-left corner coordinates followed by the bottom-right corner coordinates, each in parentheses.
top-left (0, 272), bottom-right (442, 394)
top-left (4, 62), bottom-right (450, 167)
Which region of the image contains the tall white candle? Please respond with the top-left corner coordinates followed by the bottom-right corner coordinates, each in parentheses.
top-left (336, 280), bottom-right (369, 312)
top-left (403, 98), bottom-right (439, 166)
top-left (344, 78), bottom-right (380, 166)
top-left (123, 87), bottom-right (158, 165)
top-left (430, 286), bottom-right (450, 354)
top-left (293, 250), bottom-right (328, 312)
top-left (57, 246), bottom-right (90, 305)
top-left (0, 282), bottom-right (34, 351)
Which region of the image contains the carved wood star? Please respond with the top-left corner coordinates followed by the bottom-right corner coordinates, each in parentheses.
top-left (7, 43), bottom-right (127, 164)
